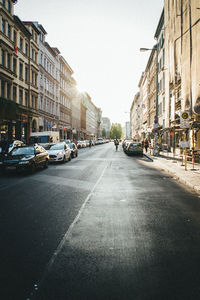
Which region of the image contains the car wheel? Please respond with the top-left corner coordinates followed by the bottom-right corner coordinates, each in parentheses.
top-left (76, 152), bottom-right (78, 157)
top-left (29, 162), bottom-right (36, 174)
top-left (43, 159), bottom-right (48, 169)
top-left (68, 155), bottom-right (71, 161)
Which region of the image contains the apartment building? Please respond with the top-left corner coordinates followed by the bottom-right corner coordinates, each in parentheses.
top-left (130, 92), bottom-right (140, 140)
top-left (35, 24), bottom-right (60, 133)
top-left (102, 117), bottom-right (111, 138)
top-left (59, 56), bottom-right (73, 140)
top-left (164, 0), bottom-right (200, 152)
top-left (0, 1), bottom-right (39, 143)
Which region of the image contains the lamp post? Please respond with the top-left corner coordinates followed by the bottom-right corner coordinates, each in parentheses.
top-left (140, 45), bottom-right (159, 156)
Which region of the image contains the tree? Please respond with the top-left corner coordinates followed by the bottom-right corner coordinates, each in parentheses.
top-left (110, 123), bottom-right (122, 139)
top-left (102, 128), bottom-right (106, 138)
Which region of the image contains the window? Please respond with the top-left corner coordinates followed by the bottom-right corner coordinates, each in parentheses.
top-left (35, 52), bottom-right (37, 63)
top-left (25, 66), bottom-right (28, 82)
top-left (7, 24), bottom-right (11, 39)
top-left (19, 63), bottom-right (23, 79)
top-left (35, 97), bottom-right (37, 110)
top-left (1, 49), bottom-right (5, 66)
top-left (1, 19), bottom-right (5, 34)
top-left (40, 53), bottom-right (43, 64)
top-left (13, 30), bottom-right (17, 45)
top-left (7, 53), bottom-right (10, 69)
top-left (20, 37), bottom-right (23, 51)
top-left (19, 90), bottom-right (23, 105)
top-left (7, 1), bottom-right (11, 13)
top-left (32, 71), bottom-right (34, 85)
top-left (25, 43), bottom-right (28, 56)
top-left (2, 0), bottom-right (5, 5)
top-left (7, 83), bottom-right (11, 99)
top-left (35, 74), bottom-right (37, 87)
top-left (13, 86), bottom-right (17, 102)
top-left (163, 97), bottom-right (165, 112)
top-left (31, 95), bottom-right (34, 108)
top-left (13, 57), bottom-right (17, 74)
top-left (32, 48), bottom-right (34, 60)
top-left (25, 92), bottom-right (28, 107)
top-left (1, 80), bottom-right (5, 98)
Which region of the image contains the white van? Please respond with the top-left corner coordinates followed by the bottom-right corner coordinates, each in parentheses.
top-left (30, 131), bottom-right (59, 145)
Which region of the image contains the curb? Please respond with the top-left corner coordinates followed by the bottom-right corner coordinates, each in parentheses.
top-left (153, 161), bottom-right (200, 195)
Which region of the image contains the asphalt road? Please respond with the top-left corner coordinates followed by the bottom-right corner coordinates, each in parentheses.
top-left (1, 143), bottom-right (200, 300)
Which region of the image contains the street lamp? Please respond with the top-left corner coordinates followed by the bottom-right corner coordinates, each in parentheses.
top-left (140, 45), bottom-right (159, 155)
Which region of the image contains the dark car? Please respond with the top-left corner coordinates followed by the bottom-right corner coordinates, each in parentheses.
top-left (69, 143), bottom-right (78, 158)
top-left (1, 145), bottom-right (49, 173)
top-left (125, 142), bottom-right (143, 156)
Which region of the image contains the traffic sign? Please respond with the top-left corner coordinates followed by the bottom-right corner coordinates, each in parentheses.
top-left (180, 111), bottom-right (190, 128)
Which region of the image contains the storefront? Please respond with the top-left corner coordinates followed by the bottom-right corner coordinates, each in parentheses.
top-left (0, 98), bottom-right (37, 143)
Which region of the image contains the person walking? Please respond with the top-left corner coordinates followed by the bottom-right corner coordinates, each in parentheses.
top-left (144, 138), bottom-right (149, 153)
top-left (114, 139), bottom-right (119, 151)
top-left (0, 135), bottom-right (9, 156)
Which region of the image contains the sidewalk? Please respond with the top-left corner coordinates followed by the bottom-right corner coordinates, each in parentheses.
top-left (143, 150), bottom-right (200, 195)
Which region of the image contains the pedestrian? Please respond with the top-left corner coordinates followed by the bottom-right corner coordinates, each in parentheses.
top-left (114, 139), bottom-right (119, 151)
top-left (0, 135), bottom-right (9, 156)
top-left (89, 139), bottom-right (92, 148)
top-left (144, 138), bottom-right (149, 153)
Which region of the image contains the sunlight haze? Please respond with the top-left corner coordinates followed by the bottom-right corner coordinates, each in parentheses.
top-left (15, 0), bottom-right (164, 125)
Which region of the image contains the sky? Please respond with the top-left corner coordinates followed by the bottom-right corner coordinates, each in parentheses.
top-left (15, 0), bottom-right (164, 126)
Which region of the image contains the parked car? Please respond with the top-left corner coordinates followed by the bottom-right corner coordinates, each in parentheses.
top-left (77, 141), bottom-right (82, 149)
top-left (69, 143), bottom-right (78, 158)
top-left (125, 142), bottom-right (143, 156)
top-left (85, 140), bottom-right (89, 147)
top-left (81, 141), bottom-right (86, 148)
top-left (1, 145), bottom-right (49, 173)
top-left (64, 139), bottom-right (71, 144)
top-left (8, 140), bottom-right (25, 153)
top-left (47, 142), bottom-right (71, 163)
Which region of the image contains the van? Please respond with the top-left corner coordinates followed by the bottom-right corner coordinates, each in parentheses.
top-left (30, 131), bottom-right (59, 145)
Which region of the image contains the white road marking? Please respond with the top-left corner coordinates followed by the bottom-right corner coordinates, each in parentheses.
top-left (29, 164), bottom-right (108, 300)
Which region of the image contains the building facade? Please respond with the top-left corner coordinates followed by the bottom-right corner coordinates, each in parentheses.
top-left (0, 1), bottom-right (39, 143)
top-left (102, 117), bottom-right (111, 138)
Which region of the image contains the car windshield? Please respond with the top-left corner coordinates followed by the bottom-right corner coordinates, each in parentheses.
top-left (11, 147), bottom-right (35, 156)
top-left (130, 143), bottom-right (141, 147)
top-left (49, 143), bottom-right (64, 150)
top-left (69, 143), bottom-right (73, 149)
